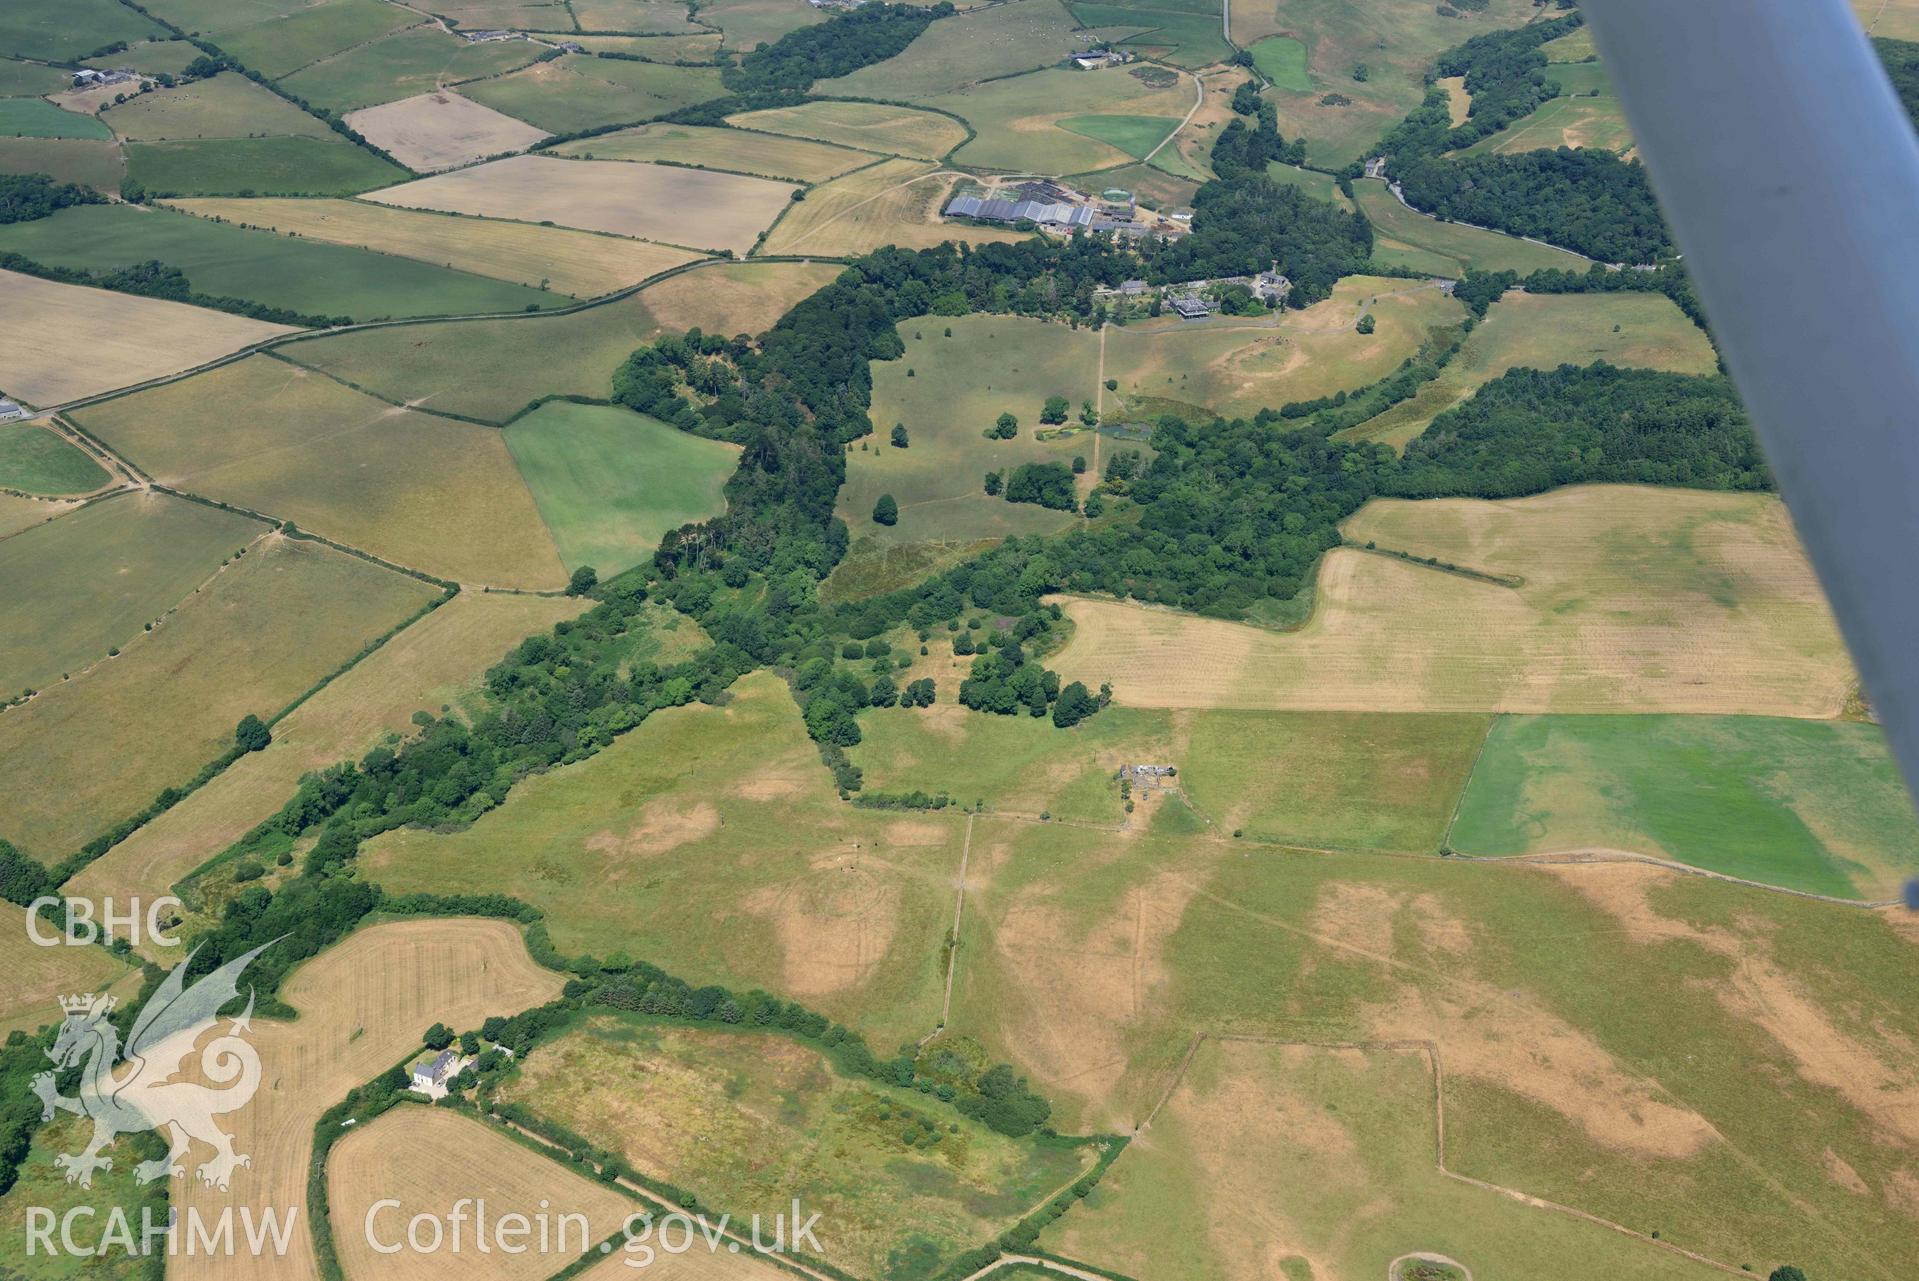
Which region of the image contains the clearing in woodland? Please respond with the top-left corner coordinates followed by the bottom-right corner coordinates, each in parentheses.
top-left (837, 314), bottom-right (1098, 546)
top-left (503, 401), bottom-right (740, 578)
top-left (167, 918), bottom-right (563, 1281)
top-left (364, 154), bottom-right (796, 255)
top-left (1104, 277), bottom-right (1465, 422)
top-left (0, 533), bottom-right (437, 861)
top-left (172, 197), bottom-right (700, 299)
top-left (343, 89), bottom-right (549, 172)
top-left (1226, 0), bottom-right (1541, 167)
top-left (761, 158), bottom-right (1024, 256)
top-left (1354, 178), bottom-right (1590, 277)
top-left (65, 591), bottom-right (586, 952)
top-left (327, 1106), bottom-right (635, 1281)
top-left (1050, 487), bottom-right (1855, 717)
top-left (554, 122), bottom-right (874, 183)
top-left (71, 355), bottom-right (568, 588)
top-left (726, 100), bottom-right (968, 161)
top-left (1336, 291), bottom-right (1718, 450)
top-left (273, 259), bottom-right (841, 423)
top-left (1048, 1039), bottom-right (1722, 1281)
top-left (0, 267), bottom-right (292, 409)
top-left (363, 672), bottom-right (963, 1049)
top-left (499, 1016), bottom-right (1095, 1281)
top-left (1460, 60), bottom-right (1633, 157)
top-left (1450, 714), bottom-right (1919, 900)
top-left (0, 490), bottom-right (263, 699)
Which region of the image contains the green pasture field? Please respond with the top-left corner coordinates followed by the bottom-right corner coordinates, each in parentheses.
top-left (0, 491), bottom-right (262, 697)
top-left (124, 135), bottom-right (407, 197)
top-left (1266, 159), bottom-right (1351, 207)
top-left (137, 0), bottom-right (316, 33)
top-left (71, 354), bottom-right (570, 589)
top-left (569, 0), bottom-right (708, 34)
top-left (1180, 710), bottom-right (1488, 852)
top-left (1539, 24), bottom-right (1596, 62)
top-left (0, 425), bottom-right (108, 496)
top-left (1049, 1039), bottom-right (1720, 1281)
top-left (503, 1017), bottom-right (1094, 1281)
top-left (86, 39), bottom-right (205, 77)
top-left (99, 72), bottom-right (334, 142)
top-left (1069, 2), bottom-right (1232, 69)
top-left (0, 58), bottom-right (70, 96)
top-left (0, 99), bottom-right (110, 141)
top-left (700, 0), bottom-right (826, 48)
top-left (1082, 160), bottom-right (1198, 211)
top-left (1450, 714), bottom-right (1919, 900)
top-left (555, 121), bottom-right (873, 181)
top-left (1352, 178), bottom-right (1590, 276)
top-left (462, 55), bottom-right (724, 134)
top-left (1459, 63), bottom-right (1631, 158)
top-left (839, 315), bottom-right (1099, 546)
top-left (1058, 113), bottom-right (1183, 160)
top-left (851, 703), bottom-right (1178, 823)
top-left (1336, 290), bottom-right (1717, 450)
top-left (1146, 135), bottom-right (1208, 180)
top-left (930, 66), bottom-right (1195, 176)
top-left (558, 32), bottom-right (725, 59)
top-left (0, 204), bottom-right (559, 321)
top-left (944, 820), bottom-right (1919, 1281)
top-left (1228, 0), bottom-right (1540, 168)
top-left (277, 260), bottom-right (840, 422)
top-left (0, 0), bottom-right (164, 63)
top-left (822, 0), bottom-right (1084, 100)
top-left (1251, 35), bottom-right (1311, 90)
top-left (363, 671), bottom-right (962, 1048)
top-left (211, 0), bottom-right (421, 81)
top-left (0, 534), bottom-right (436, 861)
top-left (727, 99), bottom-right (967, 161)
top-left (0, 1116), bottom-right (157, 1281)
top-left (502, 401), bottom-right (739, 578)
top-left (280, 25), bottom-right (544, 112)
top-left (0, 138), bottom-right (124, 191)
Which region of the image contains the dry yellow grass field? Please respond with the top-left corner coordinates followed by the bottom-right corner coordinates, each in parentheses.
top-left (344, 90), bottom-right (550, 171)
top-left (0, 268), bottom-right (293, 408)
top-left (726, 100), bottom-right (968, 160)
top-left (0, 901), bottom-right (135, 1038)
top-left (761, 158), bottom-right (1024, 256)
top-left (0, 493), bottom-right (80, 539)
top-left (364, 154), bottom-right (799, 255)
top-left (0, 533), bottom-right (439, 859)
top-left (1050, 487), bottom-right (1854, 716)
top-left (66, 591), bottom-right (585, 949)
top-left (1107, 278), bottom-right (1465, 419)
top-left (172, 198), bottom-right (701, 298)
top-left (1858, 0), bottom-right (1919, 39)
top-left (169, 918), bottom-right (564, 1281)
top-left (329, 1106), bottom-right (636, 1281)
top-left (568, 1240), bottom-right (798, 1280)
top-left (555, 122), bottom-right (874, 183)
top-left (73, 355), bottom-right (569, 588)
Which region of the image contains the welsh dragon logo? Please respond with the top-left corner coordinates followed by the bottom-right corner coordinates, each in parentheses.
top-left (33, 941), bottom-right (273, 1191)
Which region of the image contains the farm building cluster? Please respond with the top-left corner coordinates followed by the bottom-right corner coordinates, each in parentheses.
top-left (943, 180), bottom-right (1186, 239)
top-left (1070, 47), bottom-right (1135, 70)
top-left (1096, 269), bottom-right (1293, 318)
top-left (70, 67), bottom-right (138, 89)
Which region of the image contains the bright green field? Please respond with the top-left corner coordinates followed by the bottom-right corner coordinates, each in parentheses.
top-left (279, 25), bottom-right (544, 113)
top-left (1251, 34), bottom-right (1311, 90)
top-left (0, 98), bottom-right (110, 141)
top-left (821, 0), bottom-right (1085, 99)
top-left (1450, 714), bottom-right (1919, 900)
top-left (1352, 178), bottom-right (1590, 275)
top-left (462, 55), bottom-right (725, 134)
top-left (701, 0), bottom-right (824, 49)
top-left (503, 1016), bottom-right (1093, 1281)
top-left (0, 492), bottom-right (264, 698)
top-left (0, 138), bottom-right (125, 192)
top-left (502, 401), bottom-right (739, 578)
top-left (1069, 2), bottom-right (1233, 69)
top-left (1266, 159), bottom-right (1351, 208)
top-left (86, 38), bottom-right (205, 77)
top-left (1059, 113), bottom-right (1183, 160)
top-left (0, 0), bottom-right (163, 63)
top-left (124, 135), bottom-right (407, 197)
top-left (0, 58), bottom-right (71, 96)
top-left (211, 0), bottom-right (419, 81)
top-left (0, 425), bottom-right (108, 495)
top-left (839, 315), bottom-right (1096, 545)
top-left (364, 671), bottom-right (962, 1048)
top-left (0, 204), bottom-right (557, 321)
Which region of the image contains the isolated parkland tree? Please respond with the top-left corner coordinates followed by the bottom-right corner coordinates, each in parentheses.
top-left (873, 494), bottom-right (899, 525)
top-left (1040, 395), bottom-right (1069, 424)
top-left (890, 423), bottom-right (909, 447)
top-left (991, 411), bottom-right (1019, 439)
